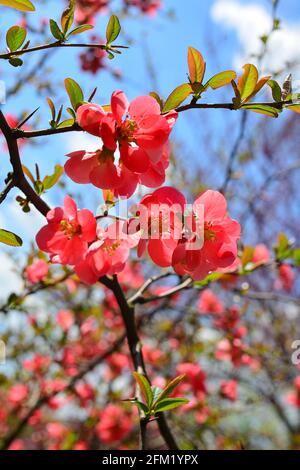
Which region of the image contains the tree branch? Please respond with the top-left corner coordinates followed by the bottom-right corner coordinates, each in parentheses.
top-left (100, 274), bottom-right (179, 450)
top-left (0, 42), bottom-right (128, 60)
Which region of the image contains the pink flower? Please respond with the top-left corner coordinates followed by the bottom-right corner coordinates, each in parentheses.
top-left (25, 259), bottom-right (48, 283)
top-left (68, 91), bottom-right (177, 194)
top-left (133, 186), bottom-right (186, 267)
top-left (57, 309), bottom-right (75, 332)
top-left (251, 244), bottom-right (270, 265)
top-left (197, 289), bottom-right (224, 315)
top-left (36, 196), bottom-right (97, 265)
top-left (96, 404), bottom-right (133, 444)
top-left (172, 190), bottom-right (240, 280)
top-left (75, 221), bottom-right (139, 284)
top-left (220, 380), bottom-right (238, 401)
top-left (176, 362), bottom-right (207, 400)
top-left (80, 35), bottom-right (107, 75)
top-left (286, 376), bottom-right (300, 408)
top-left (276, 263), bottom-right (295, 291)
top-left (8, 384), bottom-right (28, 405)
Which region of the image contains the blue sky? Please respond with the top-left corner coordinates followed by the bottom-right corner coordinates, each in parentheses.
top-left (0, 0), bottom-right (300, 272)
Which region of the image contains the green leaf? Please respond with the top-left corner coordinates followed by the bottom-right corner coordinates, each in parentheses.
top-left (0, 229), bottom-right (23, 247)
top-left (6, 26), bottom-right (27, 52)
top-left (43, 164), bottom-right (63, 190)
top-left (267, 79), bottom-right (282, 102)
top-left (64, 78), bottom-right (84, 111)
top-left (162, 83), bottom-right (192, 113)
top-left (243, 75), bottom-right (271, 103)
top-left (292, 248), bottom-right (300, 266)
top-left (133, 372), bottom-right (153, 408)
top-left (206, 70), bottom-right (237, 90)
top-left (149, 91), bottom-right (163, 110)
top-left (238, 64), bottom-right (258, 102)
top-left (154, 398), bottom-right (189, 413)
top-left (46, 97), bottom-right (56, 121)
top-left (286, 104), bottom-right (300, 114)
top-left (68, 24), bottom-right (94, 37)
top-left (0, 0), bottom-right (35, 11)
top-left (153, 375), bottom-right (186, 406)
top-left (194, 271), bottom-right (223, 287)
top-left (241, 104), bottom-right (279, 118)
top-left (187, 46), bottom-right (206, 84)
top-left (57, 118), bottom-right (75, 128)
top-left (49, 19), bottom-right (64, 41)
top-left (106, 15), bottom-right (121, 45)
top-left (126, 399), bottom-right (149, 415)
top-left (241, 246), bottom-right (254, 267)
top-left (61, 0), bottom-right (75, 33)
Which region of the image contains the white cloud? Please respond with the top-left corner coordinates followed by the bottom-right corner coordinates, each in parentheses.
top-left (64, 131), bottom-right (101, 153)
top-left (211, 0), bottom-right (300, 81)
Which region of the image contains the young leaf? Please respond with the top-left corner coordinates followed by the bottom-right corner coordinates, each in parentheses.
top-left (286, 104), bottom-right (300, 114)
top-left (6, 25), bottom-right (27, 52)
top-left (49, 19), bottom-right (64, 41)
top-left (57, 118), bottom-right (75, 128)
top-left (106, 15), bottom-right (121, 45)
top-left (125, 399), bottom-right (149, 415)
top-left (241, 104), bottom-right (279, 118)
top-left (133, 372), bottom-right (153, 408)
top-left (162, 83), bottom-right (192, 113)
top-left (0, 229), bottom-right (23, 247)
top-left (68, 24), bottom-right (94, 37)
top-left (243, 75), bottom-right (271, 103)
top-left (154, 398), bottom-right (189, 413)
top-left (238, 64), bottom-right (258, 102)
top-left (8, 57), bottom-right (23, 67)
top-left (22, 164), bottom-right (35, 184)
top-left (153, 375), bottom-right (186, 406)
top-left (64, 78), bottom-right (84, 111)
top-left (43, 165), bottom-right (63, 190)
top-left (61, 0), bottom-right (75, 34)
top-left (267, 79), bottom-right (282, 102)
top-left (46, 97), bottom-right (56, 121)
top-left (0, 0), bottom-right (35, 11)
top-left (206, 70), bottom-right (237, 90)
top-left (188, 47), bottom-right (205, 84)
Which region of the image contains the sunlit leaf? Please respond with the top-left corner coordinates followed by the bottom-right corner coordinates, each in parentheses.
top-left (241, 104), bottom-right (279, 117)
top-left (238, 64), bottom-right (258, 102)
top-left (43, 165), bottom-right (63, 190)
top-left (206, 70), bottom-right (237, 89)
top-left (162, 83), bottom-right (192, 113)
top-left (64, 78), bottom-right (84, 111)
top-left (106, 15), bottom-right (121, 45)
top-left (133, 372), bottom-right (153, 408)
top-left (267, 79), bottom-right (282, 102)
top-left (0, 0), bottom-right (35, 12)
top-left (286, 104), bottom-right (300, 114)
top-left (61, 0), bottom-right (75, 33)
top-left (68, 24), bottom-right (93, 37)
top-left (6, 25), bottom-right (27, 52)
top-left (243, 75), bottom-right (271, 103)
top-left (153, 375), bottom-right (186, 406)
top-left (188, 47), bottom-right (205, 84)
top-left (0, 229), bottom-right (23, 247)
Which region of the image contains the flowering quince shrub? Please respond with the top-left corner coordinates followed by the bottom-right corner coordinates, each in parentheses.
top-left (0, 0), bottom-right (300, 452)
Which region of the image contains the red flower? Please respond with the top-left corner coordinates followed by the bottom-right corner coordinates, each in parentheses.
top-left (286, 376), bottom-right (300, 408)
top-left (172, 190), bottom-right (240, 280)
top-left (220, 380), bottom-right (238, 401)
top-left (68, 91), bottom-right (176, 194)
top-left (176, 362), bottom-right (207, 400)
top-left (197, 289), bottom-right (224, 315)
top-left (25, 259), bottom-right (48, 284)
top-left (75, 221), bottom-right (139, 284)
top-left (57, 309), bottom-right (75, 332)
top-left (96, 404), bottom-right (133, 444)
top-left (36, 196), bottom-right (97, 266)
top-left (8, 384), bottom-right (28, 405)
top-left (133, 186), bottom-right (186, 267)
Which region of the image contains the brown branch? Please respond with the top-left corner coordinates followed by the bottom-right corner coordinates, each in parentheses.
top-left (100, 274), bottom-right (179, 450)
top-left (0, 179), bottom-right (14, 205)
top-left (0, 111), bottom-right (50, 217)
top-left (0, 42), bottom-right (128, 60)
top-left (130, 276), bottom-right (193, 305)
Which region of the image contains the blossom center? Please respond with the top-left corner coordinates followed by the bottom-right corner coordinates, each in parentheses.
top-left (60, 219), bottom-right (81, 238)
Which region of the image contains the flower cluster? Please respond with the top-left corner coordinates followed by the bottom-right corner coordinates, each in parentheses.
top-left (75, 0), bottom-right (162, 23)
top-left (65, 91), bottom-right (176, 197)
